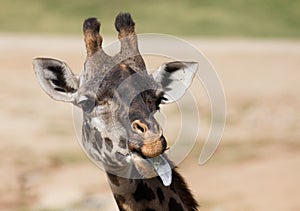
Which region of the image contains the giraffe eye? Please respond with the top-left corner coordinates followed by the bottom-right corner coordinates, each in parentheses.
top-left (78, 95), bottom-right (96, 113)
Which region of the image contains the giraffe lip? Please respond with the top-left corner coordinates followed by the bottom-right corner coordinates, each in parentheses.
top-left (129, 136), bottom-right (167, 158)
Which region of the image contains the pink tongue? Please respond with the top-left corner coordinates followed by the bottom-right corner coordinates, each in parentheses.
top-left (147, 155), bottom-right (172, 186)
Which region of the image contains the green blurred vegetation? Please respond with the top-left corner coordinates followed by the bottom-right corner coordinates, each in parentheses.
top-left (0, 0), bottom-right (300, 37)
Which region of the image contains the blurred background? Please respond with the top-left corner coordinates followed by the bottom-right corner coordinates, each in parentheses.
top-left (1, 0), bottom-right (300, 211)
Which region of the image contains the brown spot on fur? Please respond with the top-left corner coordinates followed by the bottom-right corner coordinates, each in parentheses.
top-left (118, 137), bottom-right (127, 149)
top-left (168, 197), bottom-right (184, 211)
top-left (104, 137), bottom-right (113, 152)
top-left (130, 55), bottom-right (146, 72)
top-left (94, 130), bottom-right (103, 150)
top-left (133, 181), bottom-right (155, 202)
top-left (156, 187), bottom-right (165, 204)
top-left (107, 172), bottom-right (120, 186)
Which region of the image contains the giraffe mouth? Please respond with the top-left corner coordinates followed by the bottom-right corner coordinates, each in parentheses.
top-left (128, 136), bottom-right (167, 158)
top-left (128, 136), bottom-right (171, 186)
top-left (130, 151), bottom-right (172, 186)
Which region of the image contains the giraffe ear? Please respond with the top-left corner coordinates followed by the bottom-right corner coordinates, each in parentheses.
top-left (33, 58), bottom-right (79, 102)
top-left (152, 61), bottom-right (198, 104)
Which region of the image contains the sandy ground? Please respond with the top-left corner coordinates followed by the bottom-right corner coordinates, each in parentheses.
top-left (0, 33), bottom-right (300, 211)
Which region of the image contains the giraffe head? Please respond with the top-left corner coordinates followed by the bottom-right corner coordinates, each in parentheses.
top-left (33, 13), bottom-right (197, 182)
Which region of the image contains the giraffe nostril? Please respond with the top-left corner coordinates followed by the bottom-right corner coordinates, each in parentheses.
top-left (132, 120), bottom-right (148, 134)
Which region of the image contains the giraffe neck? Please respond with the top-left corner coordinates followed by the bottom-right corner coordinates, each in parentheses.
top-left (106, 168), bottom-right (198, 211)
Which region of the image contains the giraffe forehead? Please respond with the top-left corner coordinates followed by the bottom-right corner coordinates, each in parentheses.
top-left (101, 68), bottom-right (159, 98)
top-left (79, 62), bottom-right (162, 100)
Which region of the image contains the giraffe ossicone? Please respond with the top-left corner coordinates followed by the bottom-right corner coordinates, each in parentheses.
top-left (33, 12), bottom-right (199, 210)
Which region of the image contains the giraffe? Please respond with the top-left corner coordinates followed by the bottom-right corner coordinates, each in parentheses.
top-left (33, 13), bottom-right (199, 211)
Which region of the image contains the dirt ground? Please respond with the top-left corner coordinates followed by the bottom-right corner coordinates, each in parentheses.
top-left (0, 34), bottom-right (300, 211)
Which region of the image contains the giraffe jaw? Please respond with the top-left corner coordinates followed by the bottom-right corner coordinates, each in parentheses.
top-left (131, 152), bottom-right (172, 186)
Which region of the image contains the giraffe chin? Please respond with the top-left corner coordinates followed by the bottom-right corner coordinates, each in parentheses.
top-left (131, 152), bottom-right (172, 186)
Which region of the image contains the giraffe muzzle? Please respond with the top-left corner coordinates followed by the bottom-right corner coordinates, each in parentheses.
top-left (129, 136), bottom-right (167, 158)
top-left (141, 136), bottom-right (167, 158)
top-left (130, 119), bottom-right (166, 158)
